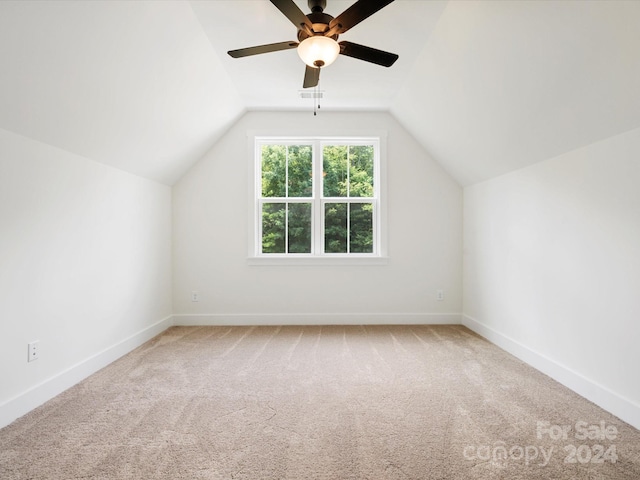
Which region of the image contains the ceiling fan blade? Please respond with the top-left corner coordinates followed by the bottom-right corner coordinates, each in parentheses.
top-left (228, 41), bottom-right (298, 58)
top-left (303, 65), bottom-right (320, 88)
top-left (270, 0), bottom-right (313, 32)
top-left (339, 41), bottom-right (398, 67)
top-left (329, 0), bottom-right (395, 35)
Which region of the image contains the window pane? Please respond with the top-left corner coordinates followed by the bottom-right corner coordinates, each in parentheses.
top-left (323, 145), bottom-right (347, 197)
top-left (257, 138), bottom-right (379, 257)
top-left (288, 203), bottom-right (312, 253)
top-left (262, 203), bottom-right (285, 253)
top-left (350, 203), bottom-right (373, 253)
top-left (324, 203), bottom-right (347, 253)
top-left (349, 145), bottom-right (374, 197)
top-left (261, 145), bottom-right (286, 197)
top-left (288, 145), bottom-right (313, 197)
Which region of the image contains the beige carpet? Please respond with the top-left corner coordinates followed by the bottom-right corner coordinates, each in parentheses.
top-left (1, 325), bottom-right (639, 479)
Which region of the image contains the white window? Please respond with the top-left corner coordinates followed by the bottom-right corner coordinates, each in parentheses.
top-left (250, 136), bottom-right (386, 264)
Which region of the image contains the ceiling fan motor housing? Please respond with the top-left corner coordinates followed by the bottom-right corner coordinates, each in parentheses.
top-left (297, 11), bottom-right (338, 42)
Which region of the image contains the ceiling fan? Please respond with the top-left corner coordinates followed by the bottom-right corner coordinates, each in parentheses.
top-left (227, 0), bottom-right (399, 89)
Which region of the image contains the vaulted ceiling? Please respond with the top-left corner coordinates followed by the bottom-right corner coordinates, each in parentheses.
top-left (1, 1), bottom-right (639, 186)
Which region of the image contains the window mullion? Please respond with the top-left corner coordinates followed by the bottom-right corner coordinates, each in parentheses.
top-left (285, 145), bottom-right (289, 198)
top-left (315, 140), bottom-right (323, 255)
top-left (346, 145), bottom-right (350, 198)
top-left (257, 145), bottom-right (262, 256)
top-left (346, 146), bottom-right (350, 254)
top-left (347, 201), bottom-right (351, 254)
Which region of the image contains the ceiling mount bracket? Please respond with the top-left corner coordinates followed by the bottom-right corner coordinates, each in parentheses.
top-left (308, 0), bottom-right (326, 13)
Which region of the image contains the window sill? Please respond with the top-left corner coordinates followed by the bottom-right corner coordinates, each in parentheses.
top-left (247, 256), bottom-right (389, 266)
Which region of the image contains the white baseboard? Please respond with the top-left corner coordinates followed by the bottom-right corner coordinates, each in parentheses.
top-left (11, 313), bottom-right (636, 435)
top-left (0, 315), bottom-right (173, 430)
top-left (173, 312), bottom-right (462, 326)
top-left (462, 314), bottom-right (640, 431)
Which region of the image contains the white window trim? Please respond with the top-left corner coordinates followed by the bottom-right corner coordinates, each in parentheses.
top-left (247, 132), bottom-right (388, 266)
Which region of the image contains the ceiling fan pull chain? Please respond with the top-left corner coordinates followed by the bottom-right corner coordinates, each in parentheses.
top-left (314, 83), bottom-right (318, 116)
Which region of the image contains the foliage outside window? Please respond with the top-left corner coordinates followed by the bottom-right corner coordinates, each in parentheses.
top-left (256, 138), bottom-right (380, 257)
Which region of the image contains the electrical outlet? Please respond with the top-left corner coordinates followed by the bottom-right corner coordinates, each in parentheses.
top-left (28, 341), bottom-right (39, 362)
top-left (436, 289), bottom-right (444, 301)
top-left (191, 291), bottom-right (199, 302)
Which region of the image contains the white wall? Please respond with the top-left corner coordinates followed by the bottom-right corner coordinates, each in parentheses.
top-left (0, 128), bottom-right (172, 427)
top-left (463, 126), bottom-right (640, 429)
top-left (173, 111), bottom-right (462, 324)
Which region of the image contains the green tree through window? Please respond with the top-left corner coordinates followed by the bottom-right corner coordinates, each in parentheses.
top-left (258, 139), bottom-right (379, 256)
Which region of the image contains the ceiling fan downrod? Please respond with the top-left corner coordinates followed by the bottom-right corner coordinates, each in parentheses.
top-left (308, 0), bottom-right (327, 13)
top-left (299, 0), bottom-right (336, 41)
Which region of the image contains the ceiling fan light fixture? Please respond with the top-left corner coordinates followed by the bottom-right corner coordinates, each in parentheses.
top-left (297, 36), bottom-right (340, 68)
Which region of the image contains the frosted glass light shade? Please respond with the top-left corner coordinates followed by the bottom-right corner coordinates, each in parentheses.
top-left (297, 36), bottom-right (340, 68)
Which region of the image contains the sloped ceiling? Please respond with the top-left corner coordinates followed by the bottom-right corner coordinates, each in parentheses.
top-left (391, 0), bottom-right (640, 185)
top-left (1, 1), bottom-right (639, 186)
top-left (0, 0), bottom-right (245, 185)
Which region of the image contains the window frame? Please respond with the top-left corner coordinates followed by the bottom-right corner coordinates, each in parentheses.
top-left (248, 135), bottom-right (388, 266)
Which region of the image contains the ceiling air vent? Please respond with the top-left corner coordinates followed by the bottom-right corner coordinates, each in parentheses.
top-left (299, 90), bottom-right (324, 99)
